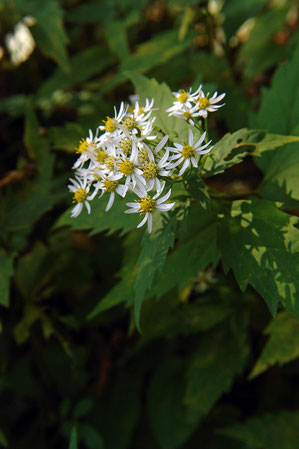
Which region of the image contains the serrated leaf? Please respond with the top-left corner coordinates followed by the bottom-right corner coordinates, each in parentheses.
top-left (250, 311), bottom-right (299, 379)
top-left (251, 44), bottom-right (299, 203)
top-left (15, 0), bottom-right (69, 72)
top-left (55, 194), bottom-right (138, 236)
top-left (149, 203), bottom-right (221, 299)
top-left (185, 326), bottom-right (249, 421)
top-left (148, 359), bottom-right (198, 449)
top-left (134, 208), bottom-right (184, 330)
top-left (218, 410), bottom-right (299, 449)
top-left (121, 30), bottom-right (193, 74)
top-left (217, 200), bottom-right (299, 317)
top-left (0, 250), bottom-right (14, 307)
top-left (185, 176), bottom-right (210, 209)
top-left (201, 129), bottom-right (299, 178)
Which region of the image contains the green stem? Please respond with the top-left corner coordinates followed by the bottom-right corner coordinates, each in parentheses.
top-left (204, 117), bottom-right (209, 143)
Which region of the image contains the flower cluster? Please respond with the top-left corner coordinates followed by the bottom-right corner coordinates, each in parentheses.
top-left (68, 85), bottom-right (224, 233)
top-left (166, 85), bottom-right (225, 124)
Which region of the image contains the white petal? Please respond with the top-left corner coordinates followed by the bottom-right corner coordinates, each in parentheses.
top-left (156, 188), bottom-right (172, 204)
top-left (85, 201), bottom-right (91, 214)
top-left (188, 128), bottom-right (194, 146)
top-left (156, 202), bottom-right (175, 211)
top-left (178, 159), bottom-right (190, 176)
top-left (105, 192), bottom-right (115, 211)
top-left (155, 134), bottom-right (169, 153)
top-left (194, 131), bottom-right (206, 149)
top-left (137, 214), bottom-right (148, 228)
top-left (147, 214), bottom-right (153, 233)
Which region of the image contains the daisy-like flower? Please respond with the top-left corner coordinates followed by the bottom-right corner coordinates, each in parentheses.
top-left (95, 175), bottom-right (128, 211)
top-left (167, 129), bottom-right (213, 176)
top-left (116, 152), bottom-right (146, 189)
top-left (99, 101), bottom-right (127, 134)
top-left (68, 176), bottom-right (97, 217)
top-left (73, 129), bottom-right (101, 169)
top-left (167, 87), bottom-right (201, 111)
top-left (141, 147), bottom-right (171, 192)
top-left (125, 185), bottom-right (175, 233)
top-left (193, 88), bottom-right (226, 118)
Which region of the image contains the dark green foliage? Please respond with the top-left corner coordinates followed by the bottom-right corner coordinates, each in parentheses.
top-left (1, 1), bottom-right (299, 449)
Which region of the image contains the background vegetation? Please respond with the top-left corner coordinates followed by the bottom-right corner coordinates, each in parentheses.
top-left (0, 0), bottom-right (299, 448)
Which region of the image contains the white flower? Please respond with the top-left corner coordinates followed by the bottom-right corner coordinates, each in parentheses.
top-left (5, 20), bottom-right (35, 66)
top-left (68, 176), bottom-right (96, 218)
top-left (95, 176), bottom-right (128, 211)
top-left (167, 129), bottom-right (213, 176)
top-left (193, 88), bottom-right (225, 118)
top-left (98, 101), bottom-right (127, 133)
top-left (125, 185), bottom-right (175, 233)
top-left (167, 87), bottom-right (201, 111)
top-left (141, 146), bottom-right (172, 192)
top-left (116, 152), bottom-right (146, 190)
top-left (73, 129), bottom-right (101, 169)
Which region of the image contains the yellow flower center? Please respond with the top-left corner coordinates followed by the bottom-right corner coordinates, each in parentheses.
top-left (143, 162), bottom-right (159, 180)
top-left (105, 156), bottom-right (115, 171)
top-left (119, 159), bottom-right (135, 175)
top-left (104, 180), bottom-right (118, 192)
top-left (138, 196), bottom-right (156, 213)
top-left (178, 90), bottom-right (188, 103)
top-left (122, 116), bottom-right (138, 131)
top-left (120, 138), bottom-right (132, 155)
top-left (198, 97), bottom-right (209, 109)
top-left (183, 111), bottom-right (192, 120)
top-left (96, 150), bottom-right (107, 163)
top-left (76, 139), bottom-right (89, 154)
top-left (73, 188), bottom-right (87, 203)
top-left (103, 117), bottom-right (117, 132)
top-left (138, 146), bottom-right (149, 163)
top-left (181, 145), bottom-right (195, 158)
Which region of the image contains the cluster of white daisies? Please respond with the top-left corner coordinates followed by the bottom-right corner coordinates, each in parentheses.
top-left (68, 86), bottom-right (225, 233)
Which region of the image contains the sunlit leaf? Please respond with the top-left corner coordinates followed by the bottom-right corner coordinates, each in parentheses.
top-left (250, 311), bottom-right (299, 378)
top-left (218, 200), bottom-right (299, 317)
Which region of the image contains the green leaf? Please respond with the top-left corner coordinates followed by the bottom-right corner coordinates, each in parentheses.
top-left (134, 208), bottom-right (184, 330)
top-left (185, 177), bottom-right (210, 209)
top-left (97, 375), bottom-right (140, 449)
top-left (185, 325), bottom-right (249, 421)
top-left (141, 294), bottom-right (233, 340)
top-left (3, 101), bottom-right (57, 232)
top-left (217, 200), bottom-right (299, 317)
top-left (67, 0), bottom-right (115, 23)
top-left (219, 410), bottom-right (299, 449)
top-left (14, 0), bottom-right (69, 72)
top-left (48, 123), bottom-right (86, 152)
top-left (201, 129), bottom-right (299, 178)
top-left (15, 242), bottom-right (47, 299)
top-left (79, 424), bottom-right (104, 449)
top-left (121, 30), bottom-right (193, 74)
top-left (149, 203), bottom-right (221, 299)
top-left (0, 250), bottom-right (14, 307)
top-left (251, 44), bottom-right (299, 202)
top-left (55, 194), bottom-right (138, 236)
top-left (250, 311), bottom-right (299, 379)
top-left (148, 359), bottom-right (198, 449)
top-left (69, 427), bottom-right (78, 449)
top-left (105, 20), bottom-right (129, 62)
top-left (37, 46), bottom-right (112, 99)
